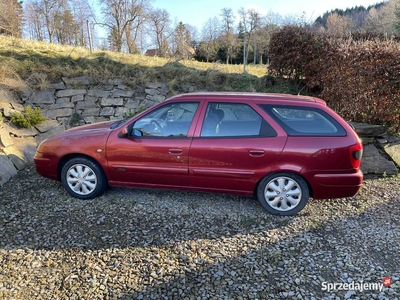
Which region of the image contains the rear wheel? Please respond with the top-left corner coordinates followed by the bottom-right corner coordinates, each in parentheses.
top-left (61, 157), bottom-right (107, 199)
top-left (257, 173), bottom-right (309, 216)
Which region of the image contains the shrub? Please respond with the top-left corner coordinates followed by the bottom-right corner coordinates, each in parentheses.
top-left (268, 26), bottom-right (400, 131)
top-left (11, 105), bottom-right (46, 128)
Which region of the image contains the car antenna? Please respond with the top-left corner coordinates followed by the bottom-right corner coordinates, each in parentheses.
top-left (297, 85), bottom-right (307, 96)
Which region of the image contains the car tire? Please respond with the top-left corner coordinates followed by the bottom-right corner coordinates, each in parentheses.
top-left (257, 173), bottom-right (309, 216)
top-left (61, 157), bottom-right (107, 199)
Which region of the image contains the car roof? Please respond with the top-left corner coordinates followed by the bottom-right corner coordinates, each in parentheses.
top-left (166, 92), bottom-right (326, 105)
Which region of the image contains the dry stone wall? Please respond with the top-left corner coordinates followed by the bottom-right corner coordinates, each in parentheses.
top-left (27, 77), bottom-right (169, 127)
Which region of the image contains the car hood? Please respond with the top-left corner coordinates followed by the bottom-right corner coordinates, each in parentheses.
top-left (39, 121), bottom-right (117, 146)
top-left (56, 120), bottom-right (116, 138)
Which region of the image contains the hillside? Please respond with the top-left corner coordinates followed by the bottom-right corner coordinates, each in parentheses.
top-left (314, 2), bottom-right (386, 28)
top-left (0, 36), bottom-right (296, 96)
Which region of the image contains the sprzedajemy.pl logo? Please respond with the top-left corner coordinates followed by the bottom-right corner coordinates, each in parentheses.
top-left (321, 277), bottom-right (393, 292)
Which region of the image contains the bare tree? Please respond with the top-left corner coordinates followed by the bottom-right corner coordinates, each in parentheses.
top-left (0, 0), bottom-right (23, 37)
top-left (69, 0), bottom-right (93, 47)
top-left (238, 7), bottom-right (260, 64)
top-left (42, 0), bottom-right (65, 43)
top-left (147, 8), bottom-right (172, 57)
top-left (54, 8), bottom-right (77, 45)
top-left (200, 17), bottom-right (220, 62)
top-left (98, 0), bottom-right (146, 53)
top-left (24, 0), bottom-right (66, 43)
top-left (220, 8), bottom-right (238, 64)
top-left (325, 13), bottom-right (350, 36)
top-left (396, 0), bottom-right (400, 34)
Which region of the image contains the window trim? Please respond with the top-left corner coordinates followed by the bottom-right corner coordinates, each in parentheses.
top-left (260, 104), bottom-right (346, 137)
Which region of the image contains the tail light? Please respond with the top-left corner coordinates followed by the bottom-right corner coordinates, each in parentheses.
top-left (349, 143), bottom-right (363, 169)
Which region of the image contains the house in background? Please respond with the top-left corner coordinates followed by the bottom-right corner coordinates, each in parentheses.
top-left (145, 49), bottom-right (159, 57)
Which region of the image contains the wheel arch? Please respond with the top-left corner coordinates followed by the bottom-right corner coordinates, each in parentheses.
top-left (254, 171), bottom-right (314, 198)
top-left (57, 153), bottom-right (108, 182)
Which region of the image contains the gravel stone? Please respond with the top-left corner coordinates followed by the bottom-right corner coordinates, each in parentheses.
top-left (0, 165), bottom-right (399, 299)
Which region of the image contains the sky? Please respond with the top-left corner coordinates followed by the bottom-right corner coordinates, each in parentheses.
top-left (152, 0), bottom-right (385, 30)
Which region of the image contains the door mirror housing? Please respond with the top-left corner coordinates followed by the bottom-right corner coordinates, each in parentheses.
top-left (119, 126), bottom-right (129, 138)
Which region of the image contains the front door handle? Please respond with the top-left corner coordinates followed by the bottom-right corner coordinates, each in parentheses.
top-left (169, 148), bottom-right (183, 155)
top-left (249, 149), bottom-right (265, 157)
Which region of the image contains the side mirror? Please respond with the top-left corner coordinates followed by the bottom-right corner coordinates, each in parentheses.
top-left (120, 126), bottom-right (129, 138)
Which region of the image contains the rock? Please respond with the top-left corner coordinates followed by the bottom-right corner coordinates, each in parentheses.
top-left (145, 88), bottom-right (159, 96)
top-left (100, 98), bottom-right (124, 107)
top-left (0, 89), bottom-right (19, 105)
top-left (114, 107), bottom-right (131, 117)
top-left (0, 128), bottom-right (15, 147)
top-left (383, 142), bottom-right (400, 168)
top-left (112, 89), bottom-right (134, 98)
top-left (350, 122), bottom-right (386, 137)
top-left (87, 89), bottom-right (111, 98)
top-left (34, 120), bottom-right (60, 133)
top-left (81, 108), bottom-right (101, 116)
top-left (47, 102), bottom-right (75, 110)
top-left (3, 145), bottom-right (30, 170)
top-left (50, 82), bottom-right (66, 90)
top-left (71, 95), bottom-right (84, 102)
top-left (360, 144), bottom-right (398, 175)
top-left (100, 107), bottom-right (114, 117)
top-left (146, 94), bottom-right (165, 103)
top-left (75, 99), bottom-right (97, 109)
top-left (56, 89), bottom-right (86, 98)
top-left (13, 137), bottom-right (37, 163)
top-left (36, 123), bottom-right (65, 144)
top-left (30, 90), bottom-right (55, 104)
top-left (62, 76), bottom-right (93, 86)
top-left (45, 108), bottom-right (74, 119)
top-left (8, 123), bottom-right (39, 138)
top-left (0, 154), bottom-right (18, 185)
top-left (0, 101), bottom-right (11, 111)
top-left (146, 82), bottom-right (164, 89)
top-left (3, 107), bottom-right (18, 118)
top-left (56, 97), bottom-right (71, 104)
top-left (125, 99), bottom-right (139, 109)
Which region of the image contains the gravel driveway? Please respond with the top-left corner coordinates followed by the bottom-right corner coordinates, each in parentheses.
top-left (0, 165), bottom-right (399, 300)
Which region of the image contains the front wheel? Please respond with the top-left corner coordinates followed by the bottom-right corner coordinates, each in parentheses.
top-left (257, 173), bottom-right (309, 216)
top-left (61, 157), bottom-right (107, 199)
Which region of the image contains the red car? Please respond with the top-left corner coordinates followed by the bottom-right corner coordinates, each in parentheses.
top-left (34, 92), bottom-right (363, 215)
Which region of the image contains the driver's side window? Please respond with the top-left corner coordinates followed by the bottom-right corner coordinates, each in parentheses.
top-left (132, 102), bottom-right (199, 137)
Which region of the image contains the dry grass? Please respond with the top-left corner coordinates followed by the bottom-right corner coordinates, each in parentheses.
top-left (0, 36), bottom-right (295, 94)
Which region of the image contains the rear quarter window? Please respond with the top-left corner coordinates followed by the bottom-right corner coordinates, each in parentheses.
top-left (260, 105), bottom-right (346, 136)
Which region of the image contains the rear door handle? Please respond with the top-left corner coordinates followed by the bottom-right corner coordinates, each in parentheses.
top-left (249, 149), bottom-right (265, 157)
top-left (169, 148), bottom-right (183, 155)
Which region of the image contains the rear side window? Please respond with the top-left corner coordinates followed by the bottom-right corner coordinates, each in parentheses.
top-left (201, 103), bottom-right (277, 137)
top-left (260, 105), bottom-right (346, 136)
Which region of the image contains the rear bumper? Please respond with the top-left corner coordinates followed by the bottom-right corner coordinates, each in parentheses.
top-left (310, 170), bottom-right (363, 199)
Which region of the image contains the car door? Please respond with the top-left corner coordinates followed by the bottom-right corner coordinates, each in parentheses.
top-left (189, 101), bottom-right (287, 193)
top-left (106, 101), bottom-right (200, 187)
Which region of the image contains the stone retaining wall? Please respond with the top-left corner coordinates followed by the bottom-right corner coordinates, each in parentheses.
top-left (12, 76), bottom-right (169, 127)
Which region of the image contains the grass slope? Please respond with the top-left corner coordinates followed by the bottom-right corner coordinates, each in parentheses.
top-left (0, 36), bottom-right (297, 95)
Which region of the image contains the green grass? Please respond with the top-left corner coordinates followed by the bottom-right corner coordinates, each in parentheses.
top-left (0, 36), bottom-right (296, 95)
